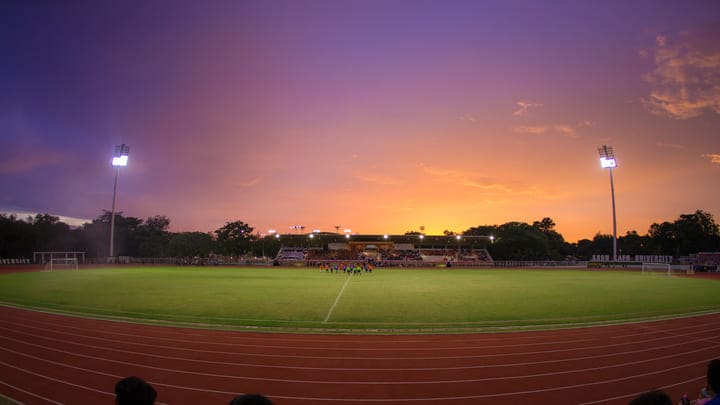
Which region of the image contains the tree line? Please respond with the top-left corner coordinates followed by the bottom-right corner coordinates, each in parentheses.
top-left (465, 211), bottom-right (719, 261)
top-left (0, 209), bottom-right (718, 261)
top-left (0, 211), bottom-right (259, 260)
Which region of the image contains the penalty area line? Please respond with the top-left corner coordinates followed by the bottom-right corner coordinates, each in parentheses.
top-left (324, 276), bottom-right (352, 323)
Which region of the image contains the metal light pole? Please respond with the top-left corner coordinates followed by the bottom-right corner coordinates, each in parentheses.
top-left (110, 144), bottom-right (129, 260)
top-left (598, 145), bottom-right (618, 261)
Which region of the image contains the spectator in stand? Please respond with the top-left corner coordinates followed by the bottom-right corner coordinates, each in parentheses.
top-left (628, 390), bottom-right (672, 405)
top-left (115, 376), bottom-right (156, 405)
top-left (229, 394), bottom-right (274, 405)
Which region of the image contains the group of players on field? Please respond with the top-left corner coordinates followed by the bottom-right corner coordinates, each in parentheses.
top-left (318, 262), bottom-right (374, 274)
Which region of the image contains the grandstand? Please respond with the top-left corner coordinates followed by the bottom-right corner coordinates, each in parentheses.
top-left (277, 233), bottom-right (494, 266)
top-left (692, 252), bottom-right (720, 272)
top-left (275, 247), bottom-right (307, 261)
top-left (0, 258), bottom-right (31, 265)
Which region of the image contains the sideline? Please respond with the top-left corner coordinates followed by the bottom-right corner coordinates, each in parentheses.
top-left (324, 276), bottom-right (352, 323)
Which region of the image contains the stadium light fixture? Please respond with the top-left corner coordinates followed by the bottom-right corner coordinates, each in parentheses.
top-left (112, 155), bottom-right (128, 166)
top-left (598, 145), bottom-right (619, 261)
top-left (343, 228), bottom-right (352, 234)
top-left (268, 229), bottom-right (276, 234)
top-left (383, 234), bottom-right (388, 239)
top-left (275, 233), bottom-right (280, 239)
top-left (313, 229), bottom-right (321, 233)
top-left (309, 234), bottom-right (314, 239)
top-left (345, 234), bottom-right (350, 239)
top-left (109, 144), bottom-right (129, 260)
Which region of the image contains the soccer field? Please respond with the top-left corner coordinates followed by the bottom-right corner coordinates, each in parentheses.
top-left (0, 267), bottom-right (719, 332)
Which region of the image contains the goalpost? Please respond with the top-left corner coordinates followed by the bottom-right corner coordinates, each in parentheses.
top-left (35, 252), bottom-right (84, 272)
top-left (642, 263), bottom-right (692, 276)
top-left (44, 257), bottom-right (79, 272)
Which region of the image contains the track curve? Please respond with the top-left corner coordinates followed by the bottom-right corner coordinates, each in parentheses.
top-left (1, 305), bottom-right (719, 404)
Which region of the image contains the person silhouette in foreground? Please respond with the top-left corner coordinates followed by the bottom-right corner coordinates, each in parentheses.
top-left (692, 359), bottom-right (720, 405)
top-left (229, 393), bottom-right (274, 405)
top-left (115, 376), bottom-right (157, 405)
top-left (629, 390), bottom-right (673, 405)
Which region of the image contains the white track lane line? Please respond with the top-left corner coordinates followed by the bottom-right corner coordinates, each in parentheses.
top-left (3, 327), bottom-right (716, 373)
top-left (1, 328), bottom-right (712, 372)
top-left (6, 304), bottom-right (718, 346)
top-left (0, 360), bottom-right (112, 400)
top-left (4, 313), bottom-right (720, 354)
top-left (3, 321), bottom-right (720, 364)
top-left (3, 308), bottom-right (720, 351)
top-left (577, 375), bottom-right (706, 405)
top-left (3, 353), bottom-right (716, 402)
top-left (3, 336), bottom-right (720, 385)
top-left (0, 380), bottom-right (34, 405)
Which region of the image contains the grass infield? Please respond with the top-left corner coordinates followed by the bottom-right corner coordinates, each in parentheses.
top-left (0, 266), bottom-right (719, 332)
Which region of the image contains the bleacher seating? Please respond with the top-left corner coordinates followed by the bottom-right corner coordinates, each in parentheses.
top-left (307, 250), bottom-right (362, 261)
top-left (275, 247), bottom-right (307, 261)
top-left (0, 258), bottom-right (31, 265)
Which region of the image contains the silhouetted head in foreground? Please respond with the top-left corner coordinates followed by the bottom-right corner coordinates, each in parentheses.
top-left (708, 359), bottom-right (720, 396)
top-left (115, 376), bottom-right (157, 405)
top-left (229, 393), bottom-right (274, 405)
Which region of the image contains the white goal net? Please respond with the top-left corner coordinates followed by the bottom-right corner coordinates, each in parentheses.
top-left (641, 262), bottom-right (679, 276)
top-left (44, 257), bottom-right (79, 272)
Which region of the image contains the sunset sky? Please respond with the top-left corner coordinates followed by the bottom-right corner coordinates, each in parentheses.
top-left (1, 1), bottom-right (719, 242)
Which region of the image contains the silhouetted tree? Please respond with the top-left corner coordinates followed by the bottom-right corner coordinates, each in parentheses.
top-left (490, 222), bottom-right (550, 260)
top-left (136, 215), bottom-right (171, 257)
top-left (251, 235), bottom-right (282, 258)
top-left (574, 238), bottom-right (595, 260)
top-left (618, 230), bottom-right (650, 256)
top-left (673, 210), bottom-right (720, 255)
top-left (0, 214), bottom-right (34, 257)
top-left (648, 221), bottom-right (677, 256)
top-left (215, 220), bottom-right (255, 256)
top-left (168, 232), bottom-right (214, 257)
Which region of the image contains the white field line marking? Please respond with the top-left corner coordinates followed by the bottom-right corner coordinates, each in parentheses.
top-left (2, 320), bottom-right (720, 362)
top-left (8, 302), bottom-right (720, 338)
top-left (5, 309), bottom-right (720, 352)
top-left (3, 299), bottom-right (719, 325)
top-left (2, 334), bottom-right (718, 385)
top-left (1, 326), bottom-right (715, 373)
top-left (1, 350), bottom-right (716, 402)
top-left (324, 276), bottom-right (352, 323)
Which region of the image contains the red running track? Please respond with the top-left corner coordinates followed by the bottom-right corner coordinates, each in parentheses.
top-left (0, 306), bottom-right (719, 405)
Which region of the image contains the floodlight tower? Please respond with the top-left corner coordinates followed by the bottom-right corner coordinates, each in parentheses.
top-left (110, 144), bottom-right (129, 259)
top-left (598, 145), bottom-right (618, 261)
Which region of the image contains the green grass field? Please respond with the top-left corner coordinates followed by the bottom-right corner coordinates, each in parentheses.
top-left (1, 267), bottom-right (719, 332)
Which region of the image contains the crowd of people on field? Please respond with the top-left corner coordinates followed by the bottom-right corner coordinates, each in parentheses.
top-left (318, 262), bottom-right (373, 274)
top-left (115, 357), bottom-right (719, 405)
